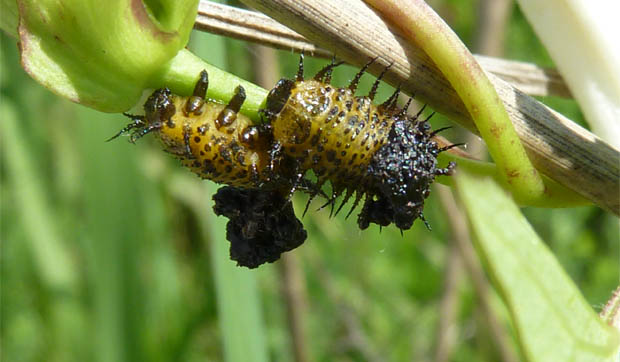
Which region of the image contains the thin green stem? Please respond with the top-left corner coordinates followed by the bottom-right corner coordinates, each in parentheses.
top-left (154, 49), bottom-right (268, 121)
top-left (436, 153), bottom-right (589, 208)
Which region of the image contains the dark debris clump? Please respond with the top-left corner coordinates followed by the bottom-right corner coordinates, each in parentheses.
top-left (212, 186), bottom-right (307, 269)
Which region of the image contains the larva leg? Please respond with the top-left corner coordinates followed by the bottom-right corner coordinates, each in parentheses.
top-left (106, 113), bottom-right (146, 142)
top-left (250, 163), bottom-right (260, 185)
top-left (435, 161), bottom-right (457, 176)
top-left (268, 141), bottom-right (283, 176)
top-left (419, 213), bottom-right (431, 231)
top-left (129, 122), bottom-right (162, 143)
top-left (285, 167), bottom-right (305, 204)
top-left (185, 70), bottom-right (208, 116)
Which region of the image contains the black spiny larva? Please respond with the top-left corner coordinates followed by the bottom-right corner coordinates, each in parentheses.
top-left (263, 55), bottom-right (457, 231)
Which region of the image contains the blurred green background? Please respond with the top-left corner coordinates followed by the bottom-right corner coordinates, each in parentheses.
top-left (1, 1), bottom-right (618, 361)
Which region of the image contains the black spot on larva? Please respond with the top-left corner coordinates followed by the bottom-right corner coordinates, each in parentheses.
top-left (220, 147), bottom-right (232, 162)
top-left (237, 153), bottom-right (245, 166)
top-left (348, 116), bottom-right (358, 127)
top-left (326, 150), bottom-right (336, 162)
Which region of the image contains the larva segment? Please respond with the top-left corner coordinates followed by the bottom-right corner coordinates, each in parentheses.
top-left (264, 55), bottom-right (458, 231)
top-left (269, 79), bottom-right (393, 190)
top-left (113, 72), bottom-right (276, 188)
top-left (160, 97), bottom-right (270, 187)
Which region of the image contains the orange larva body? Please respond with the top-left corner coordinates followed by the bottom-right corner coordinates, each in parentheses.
top-left (110, 70), bottom-right (274, 189)
top-left (271, 79), bottom-right (395, 192)
top-left (157, 96), bottom-right (270, 187)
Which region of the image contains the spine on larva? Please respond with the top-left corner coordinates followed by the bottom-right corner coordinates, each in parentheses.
top-left (263, 55), bottom-right (456, 230)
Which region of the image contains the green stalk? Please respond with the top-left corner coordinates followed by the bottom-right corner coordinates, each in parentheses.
top-left (155, 49), bottom-right (268, 121)
top-left (436, 153), bottom-right (590, 208)
top-left (0, 102), bottom-right (77, 292)
top-left (365, 0), bottom-right (547, 204)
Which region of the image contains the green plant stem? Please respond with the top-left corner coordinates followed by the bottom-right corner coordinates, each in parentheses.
top-left (154, 49), bottom-right (268, 121)
top-left (436, 153), bottom-right (589, 208)
top-left (365, 0), bottom-right (548, 203)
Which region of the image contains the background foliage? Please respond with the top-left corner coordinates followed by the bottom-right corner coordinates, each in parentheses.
top-left (1, 0), bottom-right (618, 361)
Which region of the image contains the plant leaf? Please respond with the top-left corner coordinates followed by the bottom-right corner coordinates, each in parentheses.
top-left (16, 0), bottom-right (198, 112)
top-left (455, 170), bottom-right (620, 361)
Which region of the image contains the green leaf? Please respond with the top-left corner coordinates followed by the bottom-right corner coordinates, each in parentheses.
top-left (455, 170), bottom-right (620, 361)
top-left (1, 0), bottom-right (19, 37)
top-left (16, 0), bottom-right (198, 112)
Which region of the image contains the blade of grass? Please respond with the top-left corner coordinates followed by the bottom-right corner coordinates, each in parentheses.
top-left (186, 10), bottom-right (269, 361)
top-left (455, 171), bottom-right (620, 361)
top-left (0, 102), bottom-right (77, 292)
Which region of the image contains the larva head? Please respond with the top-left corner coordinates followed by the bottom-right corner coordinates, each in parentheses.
top-left (144, 88), bottom-right (176, 124)
top-left (362, 118), bottom-right (440, 230)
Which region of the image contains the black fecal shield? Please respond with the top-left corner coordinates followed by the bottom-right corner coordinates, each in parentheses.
top-left (361, 118), bottom-right (438, 230)
top-left (212, 186), bottom-right (307, 269)
top-left (263, 78), bottom-right (295, 121)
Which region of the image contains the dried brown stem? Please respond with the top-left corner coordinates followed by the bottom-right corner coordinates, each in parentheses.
top-left (195, 1), bottom-right (329, 57)
top-left (237, 0), bottom-right (619, 215)
top-left (195, 1), bottom-right (569, 98)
